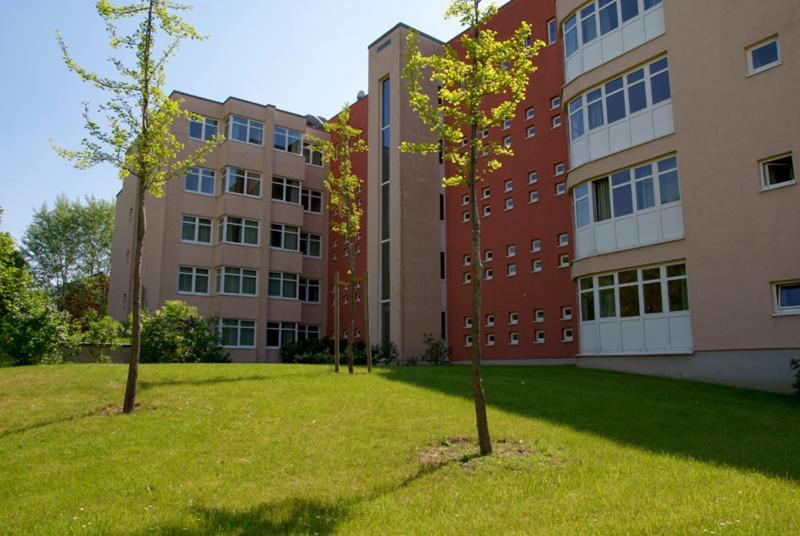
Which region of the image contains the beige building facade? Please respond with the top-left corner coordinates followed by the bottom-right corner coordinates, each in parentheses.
top-left (556, 0), bottom-right (800, 391)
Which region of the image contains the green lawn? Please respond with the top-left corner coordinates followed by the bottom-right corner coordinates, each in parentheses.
top-left (1, 364), bottom-right (798, 534)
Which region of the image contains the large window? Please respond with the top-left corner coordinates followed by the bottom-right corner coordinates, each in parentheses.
top-left (268, 272), bottom-right (298, 299)
top-left (177, 266), bottom-right (209, 295)
top-left (299, 277), bottom-right (321, 303)
top-left (215, 266), bottom-right (257, 296)
top-left (747, 37), bottom-right (781, 75)
top-left (181, 214), bottom-right (212, 244)
top-left (301, 188), bottom-right (323, 214)
top-left (273, 126), bottom-right (303, 154)
top-left (266, 322), bottom-right (297, 348)
top-left (224, 167), bottom-right (261, 197)
top-left (218, 319), bottom-right (256, 348)
top-left (272, 177), bottom-right (301, 204)
top-left (300, 232), bottom-right (322, 258)
top-left (226, 115), bottom-right (263, 145)
top-left (184, 167), bottom-right (215, 196)
top-left (188, 116), bottom-right (218, 141)
top-left (303, 142), bottom-right (323, 166)
top-left (218, 216), bottom-right (259, 246)
top-left (270, 223), bottom-right (300, 251)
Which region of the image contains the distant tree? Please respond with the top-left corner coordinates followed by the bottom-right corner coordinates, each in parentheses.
top-left (53, 0), bottom-right (221, 413)
top-left (22, 195), bottom-right (114, 310)
top-left (308, 105), bottom-right (369, 374)
top-left (400, 0), bottom-right (543, 455)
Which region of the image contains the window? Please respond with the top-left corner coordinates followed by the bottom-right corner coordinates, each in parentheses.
top-left (562, 328), bottom-right (574, 342)
top-left (485, 250), bottom-right (494, 262)
top-left (226, 115), bottom-right (263, 145)
top-left (298, 325), bottom-right (321, 342)
top-left (507, 264), bottom-right (517, 277)
top-left (481, 128), bottom-right (489, 139)
top-left (534, 309), bottom-right (544, 323)
top-left (300, 232), bottom-right (322, 257)
top-left (528, 171), bottom-right (538, 184)
top-left (461, 194), bottom-right (470, 205)
top-left (554, 162), bottom-right (565, 176)
top-left (525, 107), bottom-right (535, 120)
top-left (533, 259), bottom-right (543, 272)
top-left (509, 311), bottom-right (519, 325)
top-left (525, 35), bottom-right (532, 48)
top-left (551, 115), bottom-right (562, 128)
top-left (188, 116), bottom-right (218, 141)
top-left (774, 281), bottom-right (800, 314)
top-left (483, 205), bottom-right (492, 217)
top-left (298, 277), bottom-right (320, 303)
top-left (273, 126), bottom-right (303, 154)
top-left (463, 254), bottom-right (471, 266)
top-left (219, 216), bottom-right (259, 246)
top-left (181, 214), bottom-right (212, 244)
top-left (462, 211), bottom-right (470, 223)
top-left (268, 272), bottom-right (298, 299)
top-left (184, 167), bottom-right (215, 195)
top-left (503, 119), bottom-right (512, 130)
top-left (482, 187), bottom-right (491, 199)
top-left (550, 96), bottom-right (561, 109)
top-left (506, 244), bottom-right (516, 257)
top-left (561, 306), bottom-right (573, 320)
top-left (272, 177), bottom-right (301, 204)
top-left (463, 272), bottom-right (472, 284)
top-left (529, 190), bottom-right (539, 204)
top-left (761, 154), bottom-right (795, 189)
top-left (219, 319), bottom-right (256, 348)
top-left (504, 136), bottom-right (512, 148)
top-left (505, 198), bottom-right (514, 210)
top-left (303, 142), bottom-right (323, 166)
top-left (547, 18), bottom-right (557, 45)
top-left (564, 0), bottom-right (662, 60)
top-left (177, 266), bottom-right (209, 295)
top-left (558, 233), bottom-right (569, 247)
top-left (527, 126), bottom-right (536, 138)
top-left (535, 330), bottom-right (545, 344)
top-left (747, 38), bottom-right (781, 75)
top-left (509, 332), bottom-right (519, 345)
top-left (559, 254), bottom-right (570, 268)
top-left (504, 179), bottom-right (513, 192)
top-left (266, 321), bottom-right (298, 348)
top-left (270, 223), bottom-right (299, 251)
top-left (215, 266), bottom-right (257, 296)
top-left (301, 188), bottom-right (323, 213)
top-left (464, 316), bottom-right (472, 328)
top-left (225, 167), bottom-right (261, 197)
top-left (485, 314), bottom-right (495, 327)
top-left (532, 239), bottom-right (541, 252)
top-left (465, 335), bottom-right (473, 347)
top-left (485, 268), bottom-right (494, 280)
top-left (555, 182), bottom-right (567, 196)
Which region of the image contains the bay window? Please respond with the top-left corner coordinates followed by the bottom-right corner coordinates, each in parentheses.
top-left (219, 216), bottom-right (259, 246)
top-left (218, 319), bottom-right (256, 348)
top-left (272, 177), bottom-right (301, 204)
top-left (270, 224), bottom-right (300, 251)
top-left (225, 167), bottom-right (261, 197)
top-left (215, 266), bottom-right (257, 296)
top-left (268, 272), bottom-right (298, 299)
top-left (274, 126), bottom-right (303, 154)
top-left (226, 115), bottom-right (263, 145)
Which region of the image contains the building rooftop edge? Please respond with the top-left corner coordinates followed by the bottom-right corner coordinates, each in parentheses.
top-left (169, 90), bottom-right (326, 126)
top-left (367, 22), bottom-right (445, 49)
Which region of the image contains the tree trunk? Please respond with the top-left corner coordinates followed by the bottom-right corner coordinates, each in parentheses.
top-left (123, 179), bottom-right (146, 414)
top-left (469, 0), bottom-right (492, 456)
top-left (334, 271), bottom-right (341, 373)
top-left (364, 270), bottom-right (373, 372)
top-left (347, 246), bottom-right (356, 374)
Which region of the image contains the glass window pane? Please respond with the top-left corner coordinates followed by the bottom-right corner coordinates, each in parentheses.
top-left (581, 292), bottom-right (595, 321)
top-left (752, 41), bottom-right (779, 70)
top-left (636, 178), bottom-right (655, 210)
top-left (666, 264), bottom-right (686, 277)
top-left (195, 272), bottom-right (208, 294)
top-left (188, 120), bottom-right (203, 139)
top-left (268, 275), bottom-right (281, 297)
top-left (287, 131), bottom-right (302, 154)
top-left (570, 109), bottom-right (585, 140)
top-left (185, 168), bottom-right (199, 192)
top-left (627, 81), bottom-right (647, 114)
top-left (599, 3), bottom-right (619, 35)
top-left (284, 230), bottom-right (298, 251)
top-left (283, 277), bottom-right (297, 299)
top-left (181, 217), bottom-right (194, 241)
top-left (232, 122), bottom-right (247, 142)
top-left (381, 241), bottom-right (390, 301)
top-left (593, 178), bottom-right (611, 221)
top-left (650, 71), bottom-right (671, 103)
top-left (598, 274), bottom-right (615, 287)
top-left (599, 288), bottom-right (616, 318)
top-left (201, 171), bottom-right (214, 194)
top-left (239, 325), bottom-right (255, 347)
top-left (197, 221), bottom-right (210, 243)
top-left (642, 268), bottom-right (660, 280)
top-left (659, 170), bottom-right (680, 203)
top-left (668, 279), bottom-right (689, 311)
top-left (580, 5), bottom-right (597, 44)
top-left (658, 156), bottom-right (677, 172)
top-left (244, 225), bottom-right (258, 245)
top-left (778, 284), bottom-right (800, 308)
top-left (247, 177), bottom-right (261, 197)
top-left (588, 99), bottom-right (604, 130)
top-left (242, 275), bottom-right (256, 295)
top-left (224, 272), bottom-right (239, 294)
top-left (178, 272), bottom-right (193, 292)
top-left (576, 197), bottom-right (591, 228)
top-left (613, 184), bottom-right (633, 217)
top-left (273, 128), bottom-right (286, 151)
top-left (644, 0), bottom-right (661, 8)
top-left (619, 285), bottom-right (640, 317)
top-left (565, 27), bottom-right (579, 56)
top-left (643, 282), bottom-right (663, 313)
top-left (619, 270), bottom-right (638, 284)
top-left (249, 124), bottom-right (263, 145)
top-left (606, 90), bottom-right (626, 123)
top-left (267, 324), bottom-right (280, 347)
top-left (580, 277), bottom-right (594, 290)
top-left (621, 0), bottom-right (639, 21)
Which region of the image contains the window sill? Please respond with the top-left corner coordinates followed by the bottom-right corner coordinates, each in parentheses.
top-left (760, 180), bottom-right (796, 192)
top-left (772, 311), bottom-right (800, 317)
top-left (184, 190), bottom-right (215, 197)
top-left (274, 148), bottom-right (303, 157)
top-left (746, 61), bottom-right (781, 78)
top-left (230, 139), bottom-right (264, 147)
top-left (271, 199), bottom-right (302, 207)
top-left (181, 240), bottom-right (212, 246)
top-left (221, 242), bottom-right (260, 248)
top-left (177, 291), bottom-right (210, 297)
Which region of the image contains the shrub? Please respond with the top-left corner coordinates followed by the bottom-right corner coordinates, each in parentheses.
top-left (373, 340), bottom-right (400, 365)
top-left (82, 311), bottom-right (122, 363)
top-left (279, 337), bottom-right (331, 363)
top-left (294, 352), bottom-right (333, 365)
top-left (421, 332), bottom-right (448, 365)
top-left (791, 358), bottom-right (800, 396)
top-left (140, 300), bottom-right (229, 363)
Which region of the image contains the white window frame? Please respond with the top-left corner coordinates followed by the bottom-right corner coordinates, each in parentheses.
top-left (219, 216), bottom-right (260, 247)
top-left (482, 187), bottom-right (491, 199)
top-left (547, 18), bottom-right (557, 45)
top-left (463, 272), bottom-right (472, 284)
top-left (502, 119), bottom-right (512, 130)
top-left (181, 214), bottom-right (212, 245)
top-left (215, 266), bottom-right (258, 296)
top-left (177, 266), bottom-right (210, 295)
top-left (532, 239), bottom-right (542, 253)
top-left (526, 126), bottom-right (536, 138)
top-left (463, 254), bottom-right (471, 266)
top-left (561, 306), bottom-right (573, 320)
top-left (266, 321), bottom-right (299, 349)
top-left (303, 142), bottom-right (324, 166)
top-left (534, 309), bottom-right (545, 323)
top-left (188, 116), bottom-right (219, 142)
top-left (747, 37), bottom-right (781, 76)
top-left (562, 328), bottom-right (574, 342)
top-left (224, 167), bottom-right (261, 198)
top-left (504, 135), bottom-right (512, 148)
top-left (483, 205), bottom-right (492, 217)
top-left (504, 179), bottom-right (513, 192)
top-left (486, 334), bottom-right (495, 347)
top-left (555, 182), bottom-right (567, 196)
top-left (184, 167), bottom-right (215, 196)
top-left (301, 188), bottom-right (324, 213)
top-left (464, 316), bottom-right (473, 328)
top-left (558, 233), bottom-right (569, 247)
top-left (535, 330), bottom-right (545, 344)
top-left (760, 153), bottom-right (795, 191)
top-left (509, 331), bottom-right (520, 346)
top-left (461, 194), bottom-right (470, 206)
top-left (271, 176), bottom-right (301, 204)
top-left (485, 268), bottom-right (494, 280)
top-left (300, 232), bottom-right (322, 258)
top-left (465, 335), bottom-right (473, 347)
top-left (486, 314), bottom-right (495, 327)
top-left (525, 107), bottom-right (535, 120)
top-left (462, 211), bottom-right (470, 223)
top-left (219, 319), bottom-right (256, 348)
top-left (273, 125), bottom-right (303, 155)
top-left (505, 198), bottom-right (514, 211)
top-left (299, 277), bottom-right (321, 304)
top-left (528, 171), bottom-right (538, 184)
top-left (226, 115), bottom-right (263, 146)
top-left (773, 280), bottom-right (800, 316)
top-left (270, 223), bottom-right (300, 252)
top-left (506, 244), bottom-right (516, 257)
top-left (559, 254), bottom-right (570, 268)
top-left (485, 250), bottom-right (494, 262)
top-left (550, 96), bottom-right (561, 110)
top-left (529, 190), bottom-right (540, 204)
top-left (509, 311), bottom-right (519, 325)
top-left (507, 264), bottom-right (517, 277)
top-left (552, 115), bottom-right (562, 128)
top-left (533, 259), bottom-right (543, 272)
top-left (554, 162), bottom-right (565, 176)
top-left (268, 271), bottom-right (299, 300)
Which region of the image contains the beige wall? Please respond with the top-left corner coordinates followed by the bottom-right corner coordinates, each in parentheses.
top-left (561, 0), bottom-right (800, 352)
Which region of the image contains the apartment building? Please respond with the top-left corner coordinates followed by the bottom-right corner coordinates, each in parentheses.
top-left (556, 0), bottom-right (799, 390)
top-left (109, 92), bottom-right (331, 362)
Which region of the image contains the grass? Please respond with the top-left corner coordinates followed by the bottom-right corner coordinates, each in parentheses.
top-left (1, 364), bottom-right (799, 535)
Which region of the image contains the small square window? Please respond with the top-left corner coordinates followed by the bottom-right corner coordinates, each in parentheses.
top-left (507, 264), bottom-right (517, 277)
top-left (463, 272), bottom-right (472, 283)
top-left (486, 314), bottom-right (495, 327)
top-left (504, 179), bottom-right (513, 192)
top-left (533, 259), bottom-right (543, 272)
top-left (485, 268), bottom-right (494, 280)
top-left (505, 198), bottom-right (514, 210)
top-left (509, 332), bottom-right (519, 345)
top-left (551, 115), bottom-right (562, 128)
top-left (774, 281), bottom-right (800, 314)
top-left (464, 316), bottom-right (473, 328)
top-left (504, 136), bottom-right (512, 148)
top-left (503, 119), bottom-right (512, 130)
top-left (481, 128), bottom-right (489, 139)
top-left (555, 182), bottom-right (567, 196)
top-left (465, 335), bottom-right (473, 347)
top-left (486, 334), bottom-right (495, 346)
top-left (483, 205), bottom-right (492, 217)
top-left (532, 239), bottom-right (541, 252)
top-left (529, 190), bottom-right (539, 204)
top-left (554, 163), bottom-right (565, 176)
top-left (561, 306), bottom-right (573, 320)
top-left (527, 126), bottom-right (536, 138)
top-left (559, 254), bottom-right (570, 267)
top-left (506, 244), bottom-right (516, 257)
top-left (534, 309), bottom-right (544, 323)
top-left (528, 171), bottom-right (538, 184)
top-left (462, 211), bottom-right (470, 223)
top-left (461, 194), bottom-right (470, 205)
top-left (547, 18), bottom-right (557, 45)
top-left (562, 328), bottom-right (574, 342)
top-left (535, 330), bottom-right (545, 344)
top-left (558, 233), bottom-right (569, 247)
top-left (482, 187), bottom-right (491, 199)
top-left (463, 254), bottom-right (471, 266)
top-left (550, 96), bottom-right (561, 109)
top-left (509, 311), bottom-right (519, 325)
top-left (761, 154), bottom-right (795, 189)
top-left (747, 37), bottom-right (781, 75)
top-left (485, 250), bottom-right (493, 262)
top-left (525, 107), bottom-right (535, 120)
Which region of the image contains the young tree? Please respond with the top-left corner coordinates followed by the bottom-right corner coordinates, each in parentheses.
top-left (401, 0), bottom-right (543, 455)
top-left (54, 0), bottom-right (221, 413)
top-left (22, 195), bottom-right (114, 308)
top-left (309, 105), bottom-right (368, 374)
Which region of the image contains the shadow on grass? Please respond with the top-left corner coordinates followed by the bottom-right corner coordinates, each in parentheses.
top-left (139, 368), bottom-right (333, 390)
top-left (382, 365), bottom-right (800, 482)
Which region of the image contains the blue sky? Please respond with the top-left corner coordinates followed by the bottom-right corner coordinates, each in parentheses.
top-left (0, 0), bottom-right (464, 241)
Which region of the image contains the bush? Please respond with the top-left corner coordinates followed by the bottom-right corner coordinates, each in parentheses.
top-left (791, 358), bottom-right (800, 396)
top-left (421, 332), bottom-right (448, 365)
top-left (294, 352), bottom-right (333, 365)
top-left (279, 337), bottom-right (332, 363)
top-left (82, 310), bottom-right (121, 363)
top-left (373, 340), bottom-right (399, 365)
top-left (140, 301), bottom-right (229, 363)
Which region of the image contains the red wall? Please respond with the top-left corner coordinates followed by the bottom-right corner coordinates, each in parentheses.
top-left (445, 0), bottom-right (578, 361)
